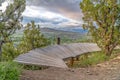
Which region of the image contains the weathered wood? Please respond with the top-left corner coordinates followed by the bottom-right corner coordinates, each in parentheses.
top-left (14, 52), bottom-right (68, 68)
top-left (14, 43), bottom-right (103, 68)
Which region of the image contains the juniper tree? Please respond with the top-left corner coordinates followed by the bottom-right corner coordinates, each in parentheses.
top-left (18, 21), bottom-right (50, 53)
top-left (80, 0), bottom-right (120, 56)
top-left (0, 0), bottom-right (26, 59)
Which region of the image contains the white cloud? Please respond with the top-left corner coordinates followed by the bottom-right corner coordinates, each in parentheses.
top-left (58, 19), bottom-right (83, 27)
top-left (22, 6), bottom-right (44, 18)
top-left (0, 1), bottom-right (83, 28)
top-left (0, 1), bottom-right (8, 12)
top-left (22, 5), bottom-right (83, 28)
top-left (22, 5), bottom-right (67, 20)
top-left (39, 23), bottom-right (61, 28)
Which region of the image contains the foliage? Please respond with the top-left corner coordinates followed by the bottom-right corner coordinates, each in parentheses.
top-left (0, 0), bottom-right (26, 59)
top-left (0, 0), bottom-right (25, 40)
top-left (80, 0), bottom-right (120, 56)
top-left (18, 21), bottom-right (51, 53)
top-left (73, 50), bottom-right (120, 68)
top-left (0, 61), bottom-right (22, 80)
top-left (2, 42), bottom-right (19, 61)
top-left (48, 36), bottom-right (92, 44)
top-left (0, 21), bottom-right (51, 61)
top-left (73, 52), bottom-right (108, 67)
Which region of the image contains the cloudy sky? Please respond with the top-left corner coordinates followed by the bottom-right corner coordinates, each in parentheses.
top-left (0, 0), bottom-right (83, 28)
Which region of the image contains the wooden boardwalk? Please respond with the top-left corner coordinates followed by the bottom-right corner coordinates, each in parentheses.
top-left (14, 43), bottom-right (102, 68)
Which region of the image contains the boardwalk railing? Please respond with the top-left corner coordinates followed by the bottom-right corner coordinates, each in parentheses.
top-left (14, 43), bottom-right (105, 68)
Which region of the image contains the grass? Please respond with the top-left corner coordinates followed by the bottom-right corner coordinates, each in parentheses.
top-left (22, 65), bottom-right (48, 70)
top-left (0, 61), bottom-right (22, 80)
top-left (70, 49), bottom-right (120, 68)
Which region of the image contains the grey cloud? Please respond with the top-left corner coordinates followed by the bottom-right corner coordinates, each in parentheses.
top-left (0, 0), bottom-right (5, 6)
top-left (27, 0), bottom-right (82, 20)
top-left (22, 16), bottom-right (69, 25)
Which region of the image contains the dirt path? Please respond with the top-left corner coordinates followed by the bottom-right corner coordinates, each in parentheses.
top-left (20, 56), bottom-right (120, 80)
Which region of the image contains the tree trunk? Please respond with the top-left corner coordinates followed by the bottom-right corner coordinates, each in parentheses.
top-left (104, 46), bottom-right (113, 56)
top-left (0, 41), bottom-right (3, 61)
top-left (105, 49), bottom-right (111, 56)
top-left (0, 45), bottom-right (2, 58)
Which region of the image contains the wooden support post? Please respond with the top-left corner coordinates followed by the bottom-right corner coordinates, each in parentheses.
top-left (76, 56), bottom-right (79, 61)
top-left (57, 37), bottom-right (60, 45)
top-left (70, 57), bottom-right (74, 66)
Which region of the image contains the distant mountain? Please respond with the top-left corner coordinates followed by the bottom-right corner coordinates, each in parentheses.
top-left (22, 16), bottom-right (88, 34)
top-left (21, 16), bottom-right (88, 39)
top-left (41, 28), bottom-right (87, 39)
top-left (41, 27), bottom-right (87, 34)
top-left (13, 27), bottom-right (89, 42)
top-left (55, 28), bottom-right (87, 34)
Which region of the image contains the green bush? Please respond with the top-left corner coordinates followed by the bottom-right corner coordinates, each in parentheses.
top-left (72, 50), bottom-right (120, 68)
top-left (18, 21), bottom-right (51, 54)
top-left (73, 52), bottom-right (109, 68)
top-left (0, 62), bottom-right (22, 80)
top-left (2, 43), bottom-right (20, 61)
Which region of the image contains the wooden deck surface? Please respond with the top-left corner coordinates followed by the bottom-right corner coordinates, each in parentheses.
top-left (14, 43), bottom-right (102, 68)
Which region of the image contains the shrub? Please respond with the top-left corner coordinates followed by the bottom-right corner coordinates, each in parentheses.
top-left (2, 43), bottom-right (19, 61)
top-left (0, 62), bottom-right (22, 80)
top-left (18, 21), bottom-right (51, 54)
top-left (73, 52), bottom-right (109, 68)
top-left (72, 50), bottom-right (120, 68)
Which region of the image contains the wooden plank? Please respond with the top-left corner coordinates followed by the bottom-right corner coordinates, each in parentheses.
top-left (14, 43), bottom-right (103, 68)
top-left (14, 52), bottom-right (68, 68)
top-left (39, 45), bottom-right (66, 59)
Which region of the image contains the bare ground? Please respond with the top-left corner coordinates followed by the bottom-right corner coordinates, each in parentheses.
top-left (20, 55), bottom-right (120, 80)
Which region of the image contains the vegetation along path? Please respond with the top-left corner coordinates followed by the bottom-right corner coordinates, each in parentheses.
top-left (20, 54), bottom-right (120, 80)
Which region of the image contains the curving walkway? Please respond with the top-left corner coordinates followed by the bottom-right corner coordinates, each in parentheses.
top-left (14, 43), bottom-right (101, 68)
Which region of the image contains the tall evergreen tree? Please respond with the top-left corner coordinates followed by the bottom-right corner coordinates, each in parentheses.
top-left (18, 21), bottom-right (50, 53)
top-left (0, 0), bottom-right (26, 59)
top-left (80, 0), bottom-right (120, 56)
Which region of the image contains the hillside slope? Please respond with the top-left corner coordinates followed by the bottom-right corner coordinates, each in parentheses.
top-left (41, 28), bottom-right (87, 39)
